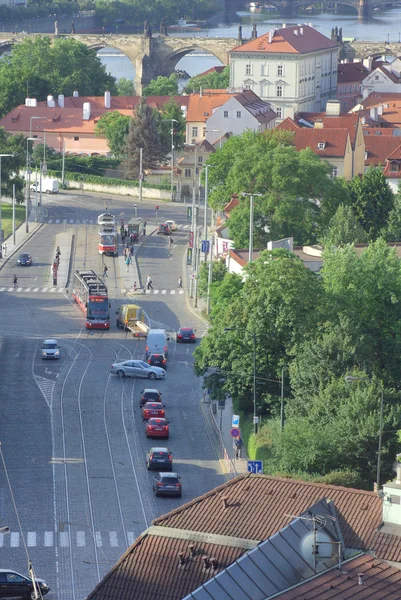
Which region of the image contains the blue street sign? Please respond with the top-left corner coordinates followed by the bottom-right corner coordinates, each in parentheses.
top-left (201, 240), bottom-right (210, 253)
top-left (232, 414), bottom-right (240, 427)
top-left (247, 460), bottom-right (263, 474)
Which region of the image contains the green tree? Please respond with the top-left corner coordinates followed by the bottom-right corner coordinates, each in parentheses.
top-left (197, 259), bottom-right (227, 300)
top-left (184, 65), bottom-right (229, 93)
top-left (31, 143), bottom-right (60, 165)
top-left (142, 74), bottom-right (179, 97)
top-left (320, 204), bottom-right (368, 246)
top-left (158, 97), bottom-right (186, 152)
top-left (124, 97), bottom-right (165, 179)
top-left (0, 127), bottom-right (26, 202)
top-left (384, 184), bottom-right (401, 241)
top-left (0, 36), bottom-right (117, 118)
top-left (347, 167), bottom-right (394, 239)
top-left (117, 77), bottom-right (135, 96)
top-left (95, 111), bottom-right (131, 158)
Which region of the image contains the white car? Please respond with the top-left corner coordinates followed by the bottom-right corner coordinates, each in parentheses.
top-left (165, 220), bottom-right (177, 231)
top-left (41, 339), bottom-right (60, 359)
top-left (110, 360), bottom-right (166, 380)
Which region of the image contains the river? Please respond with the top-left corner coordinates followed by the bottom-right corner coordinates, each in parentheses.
top-left (98, 7), bottom-right (401, 85)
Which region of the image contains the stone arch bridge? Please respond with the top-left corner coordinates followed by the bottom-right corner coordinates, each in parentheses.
top-left (0, 33), bottom-right (239, 94)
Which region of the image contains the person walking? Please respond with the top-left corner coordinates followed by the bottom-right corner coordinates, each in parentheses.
top-left (3, 244), bottom-right (7, 257)
top-left (56, 246), bottom-right (61, 258)
top-left (125, 256), bottom-right (130, 272)
top-left (103, 264), bottom-right (108, 278)
top-left (235, 436), bottom-right (244, 460)
top-left (146, 275), bottom-right (153, 290)
top-left (178, 276), bottom-right (183, 289)
top-left (13, 274), bottom-right (18, 289)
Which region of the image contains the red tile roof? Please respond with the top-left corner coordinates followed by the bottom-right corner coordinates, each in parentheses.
top-left (195, 65), bottom-right (225, 77)
top-left (186, 91), bottom-right (234, 122)
top-left (230, 25), bottom-right (338, 54)
top-left (224, 194), bottom-right (239, 215)
top-left (361, 92), bottom-right (401, 109)
top-left (274, 553), bottom-right (401, 599)
top-left (338, 61), bottom-right (369, 84)
top-left (277, 117), bottom-right (300, 131)
top-left (364, 135), bottom-right (401, 166)
top-left (295, 111), bottom-right (360, 147)
top-left (292, 128), bottom-right (350, 157)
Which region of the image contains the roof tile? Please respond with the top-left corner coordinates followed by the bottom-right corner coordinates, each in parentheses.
top-left (230, 25), bottom-right (338, 54)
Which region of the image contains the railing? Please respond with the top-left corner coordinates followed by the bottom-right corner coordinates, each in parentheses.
top-left (207, 401), bottom-right (237, 478)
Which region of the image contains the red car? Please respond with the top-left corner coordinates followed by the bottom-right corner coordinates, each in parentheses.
top-left (142, 402), bottom-right (165, 421)
top-left (146, 418), bottom-right (169, 439)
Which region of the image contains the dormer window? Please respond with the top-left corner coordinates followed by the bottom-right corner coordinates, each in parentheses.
top-left (390, 161), bottom-right (400, 172)
top-left (317, 142), bottom-right (326, 150)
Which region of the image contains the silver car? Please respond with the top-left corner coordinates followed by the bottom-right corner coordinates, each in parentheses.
top-left (41, 339), bottom-right (60, 359)
top-left (110, 360), bottom-right (166, 380)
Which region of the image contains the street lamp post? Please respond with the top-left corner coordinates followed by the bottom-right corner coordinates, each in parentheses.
top-left (0, 154), bottom-right (14, 256)
top-left (26, 137), bottom-right (42, 233)
top-left (345, 375), bottom-right (384, 490)
top-left (163, 118), bottom-right (178, 202)
top-left (242, 192), bottom-right (263, 264)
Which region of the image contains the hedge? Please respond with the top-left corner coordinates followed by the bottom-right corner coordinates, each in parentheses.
top-left (46, 169), bottom-right (171, 191)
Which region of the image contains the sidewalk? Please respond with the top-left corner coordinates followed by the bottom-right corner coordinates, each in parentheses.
top-left (50, 232), bottom-right (73, 288)
top-left (118, 226), bottom-right (157, 297)
top-left (0, 220), bottom-right (44, 271)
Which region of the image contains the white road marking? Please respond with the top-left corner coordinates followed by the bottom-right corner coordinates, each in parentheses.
top-left (49, 287), bottom-right (56, 293)
top-left (33, 287), bottom-right (39, 292)
top-left (162, 290), bottom-right (167, 294)
top-left (48, 219), bottom-right (53, 223)
top-left (109, 532), bottom-right (118, 547)
top-left (7, 287), bottom-right (13, 291)
top-left (77, 531), bottom-right (85, 547)
top-left (154, 290), bottom-right (159, 294)
top-left (0, 534), bottom-right (4, 547)
top-left (10, 532), bottom-right (19, 547)
top-left (56, 219), bottom-right (60, 224)
top-left (170, 290), bottom-right (176, 295)
top-left (27, 532), bottom-right (36, 547)
top-left (0, 287), bottom-right (5, 291)
top-left (25, 287), bottom-right (31, 292)
top-left (95, 532), bottom-right (102, 547)
top-left (58, 288), bottom-right (64, 292)
top-left (42, 287), bottom-right (48, 292)
top-left (69, 219), bottom-right (74, 223)
top-left (60, 532), bottom-right (69, 547)
top-left (44, 531), bottom-right (53, 547)
top-left (179, 290), bottom-right (184, 294)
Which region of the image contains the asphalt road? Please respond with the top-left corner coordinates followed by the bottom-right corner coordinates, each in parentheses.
top-left (0, 192), bottom-right (223, 600)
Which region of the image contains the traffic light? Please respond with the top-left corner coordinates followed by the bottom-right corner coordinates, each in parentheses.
top-left (155, 206), bottom-right (159, 211)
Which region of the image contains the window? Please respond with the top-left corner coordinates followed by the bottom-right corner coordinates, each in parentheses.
top-left (184, 168), bottom-right (191, 178)
top-left (260, 83), bottom-right (268, 96)
top-left (236, 110), bottom-right (242, 118)
top-left (276, 85), bottom-right (283, 97)
top-left (192, 127), bottom-right (198, 137)
top-left (244, 83), bottom-right (251, 90)
top-left (261, 64), bottom-right (268, 76)
top-left (317, 142), bottom-right (326, 150)
top-left (224, 110), bottom-right (229, 118)
top-left (74, 136), bottom-right (79, 141)
top-left (245, 63), bottom-right (252, 75)
top-left (330, 166), bottom-right (338, 178)
top-left (203, 127), bottom-right (206, 137)
top-left (198, 155), bottom-right (203, 163)
top-left (390, 161), bottom-right (400, 172)
top-left (277, 64), bottom-right (283, 76)
top-left (375, 75), bottom-right (379, 80)
top-left (276, 107), bottom-right (282, 119)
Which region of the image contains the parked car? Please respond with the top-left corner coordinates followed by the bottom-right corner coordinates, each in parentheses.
top-left (140, 388), bottom-right (163, 408)
top-left (146, 447), bottom-right (173, 471)
top-left (165, 219), bottom-right (177, 231)
top-left (0, 569), bottom-right (50, 599)
top-left (146, 417), bottom-right (169, 439)
top-left (147, 353), bottom-right (167, 370)
top-left (142, 402), bottom-right (165, 421)
top-left (157, 223), bottom-right (171, 235)
top-left (41, 339), bottom-right (60, 360)
top-left (153, 472), bottom-right (182, 497)
top-left (110, 360), bottom-right (165, 380)
top-left (17, 253), bottom-right (32, 266)
top-left (176, 327), bottom-right (196, 343)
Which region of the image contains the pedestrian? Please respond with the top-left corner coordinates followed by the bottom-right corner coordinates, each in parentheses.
top-left (143, 221), bottom-right (147, 235)
top-left (130, 244), bottom-right (134, 257)
top-left (133, 281), bottom-right (137, 291)
top-left (178, 276), bottom-right (183, 289)
top-left (3, 244), bottom-right (7, 257)
top-left (125, 256), bottom-right (130, 272)
top-left (103, 264), bottom-right (108, 278)
top-left (13, 274), bottom-right (18, 289)
top-left (146, 275), bottom-right (153, 290)
top-left (235, 437), bottom-right (244, 460)
top-left (56, 246), bottom-right (61, 258)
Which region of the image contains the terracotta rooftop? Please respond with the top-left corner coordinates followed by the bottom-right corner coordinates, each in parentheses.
top-left (230, 24), bottom-right (338, 54)
top-left (360, 92), bottom-right (401, 109)
top-left (364, 135), bottom-right (401, 166)
top-left (224, 194), bottom-right (239, 215)
top-left (277, 116), bottom-right (300, 131)
top-left (295, 111), bottom-right (360, 147)
top-left (186, 91), bottom-right (234, 122)
top-left (291, 127), bottom-right (350, 157)
top-left (85, 474), bottom-right (401, 600)
top-left (274, 553), bottom-right (401, 599)
top-left (195, 65), bottom-right (225, 77)
top-left (338, 61), bottom-right (369, 84)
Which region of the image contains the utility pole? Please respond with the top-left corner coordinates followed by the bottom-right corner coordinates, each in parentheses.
top-left (12, 184), bottom-right (16, 246)
top-left (206, 237), bottom-right (214, 315)
top-left (34, 167), bottom-right (38, 223)
top-left (190, 192), bottom-right (197, 298)
top-left (0, 154), bottom-right (13, 255)
top-left (204, 164), bottom-right (209, 262)
top-left (139, 147), bottom-right (143, 202)
top-left (61, 137), bottom-right (65, 188)
top-left (194, 229), bottom-right (201, 308)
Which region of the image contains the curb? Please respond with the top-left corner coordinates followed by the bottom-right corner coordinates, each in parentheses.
top-left (0, 222), bottom-right (44, 271)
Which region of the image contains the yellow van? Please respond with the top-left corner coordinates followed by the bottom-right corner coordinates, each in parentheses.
top-left (116, 304), bottom-right (144, 329)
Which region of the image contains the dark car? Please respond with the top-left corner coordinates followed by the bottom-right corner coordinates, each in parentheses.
top-left (0, 569), bottom-right (50, 599)
top-left (142, 402), bottom-right (165, 421)
top-left (153, 472), bottom-right (182, 497)
top-left (146, 447), bottom-right (173, 471)
top-left (146, 417), bottom-right (169, 439)
top-left (17, 253), bottom-right (32, 266)
top-left (147, 353), bottom-right (167, 370)
top-left (157, 223), bottom-right (171, 235)
top-left (176, 327), bottom-right (196, 343)
top-left (140, 388), bottom-right (163, 408)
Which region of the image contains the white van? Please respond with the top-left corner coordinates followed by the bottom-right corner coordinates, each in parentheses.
top-left (145, 329), bottom-right (169, 357)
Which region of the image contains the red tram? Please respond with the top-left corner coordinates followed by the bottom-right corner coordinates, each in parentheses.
top-left (72, 270), bottom-right (110, 329)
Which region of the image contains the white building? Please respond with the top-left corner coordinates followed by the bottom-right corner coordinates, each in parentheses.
top-left (229, 24), bottom-right (339, 121)
top-left (361, 58), bottom-right (401, 99)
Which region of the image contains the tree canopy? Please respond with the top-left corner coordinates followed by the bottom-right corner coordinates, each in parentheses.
top-left (117, 77), bottom-right (135, 96)
top-left (142, 74), bottom-right (179, 97)
top-left (184, 65), bottom-right (229, 94)
top-left (95, 111), bottom-right (131, 158)
top-left (0, 36), bottom-right (117, 118)
top-left (0, 128), bottom-right (26, 202)
top-left (158, 97), bottom-right (186, 152)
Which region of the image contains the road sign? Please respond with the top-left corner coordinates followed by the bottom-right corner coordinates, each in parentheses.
top-left (230, 427), bottom-right (240, 439)
top-left (218, 399), bottom-right (225, 409)
top-left (247, 460), bottom-right (263, 474)
top-left (201, 240), bottom-right (210, 253)
top-left (187, 248), bottom-right (193, 265)
top-left (232, 414), bottom-right (240, 427)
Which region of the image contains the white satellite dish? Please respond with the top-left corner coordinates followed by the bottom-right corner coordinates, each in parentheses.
top-left (300, 529), bottom-right (333, 564)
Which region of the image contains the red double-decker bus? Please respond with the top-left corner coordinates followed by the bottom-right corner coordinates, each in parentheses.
top-left (72, 270), bottom-right (110, 329)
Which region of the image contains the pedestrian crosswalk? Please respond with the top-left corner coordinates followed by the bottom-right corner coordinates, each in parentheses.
top-left (0, 530), bottom-right (137, 549)
top-left (0, 286), bottom-right (66, 294)
top-left (44, 219), bottom-right (194, 228)
top-left (145, 289), bottom-right (185, 295)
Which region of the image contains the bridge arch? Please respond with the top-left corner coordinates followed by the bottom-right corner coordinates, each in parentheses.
top-left (159, 45), bottom-right (226, 78)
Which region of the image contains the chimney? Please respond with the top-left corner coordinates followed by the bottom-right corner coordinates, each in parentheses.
top-left (363, 56), bottom-right (373, 70)
top-left (370, 107), bottom-right (378, 121)
top-left (300, 27), bottom-right (304, 35)
top-left (104, 90), bottom-right (111, 109)
top-left (378, 104), bottom-right (384, 116)
top-left (326, 99), bottom-right (341, 116)
top-left (178, 552), bottom-right (185, 566)
top-left (73, 90), bottom-right (79, 98)
top-left (83, 102), bottom-right (91, 120)
top-left (268, 30), bottom-right (273, 43)
top-left (282, 23), bottom-right (286, 28)
top-left (314, 120), bottom-right (323, 129)
top-left (47, 95), bottom-right (55, 108)
top-left (362, 116), bottom-right (366, 125)
top-left (58, 94), bottom-right (64, 108)
top-left (222, 496), bottom-right (229, 509)
top-left (25, 98), bottom-right (38, 107)
top-left (294, 29), bottom-right (298, 36)
top-left (202, 556), bottom-right (211, 570)
top-left (358, 573), bottom-right (363, 585)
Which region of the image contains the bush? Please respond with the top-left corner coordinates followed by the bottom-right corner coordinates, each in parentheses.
top-left (47, 169), bottom-right (170, 190)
